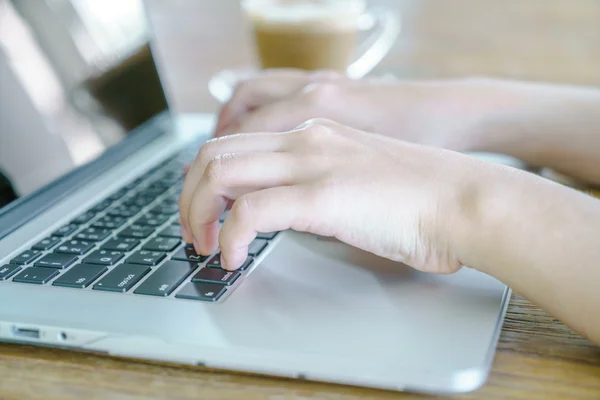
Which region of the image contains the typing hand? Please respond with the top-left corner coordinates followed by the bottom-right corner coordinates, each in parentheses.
top-left (179, 118), bottom-right (496, 273)
top-left (213, 69), bottom-right (513, 152)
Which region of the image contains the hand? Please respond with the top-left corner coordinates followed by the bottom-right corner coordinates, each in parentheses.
top-left (216, 70), bottom-right (600, 185)
top-left (214, 69), bottom-right (518, 152)
top-left (179, 118), bottom-right (493, 273)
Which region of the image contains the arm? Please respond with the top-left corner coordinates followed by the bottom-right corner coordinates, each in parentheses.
top-left (464, 79), bottom-right (600, 186)
top-left (457, 166), bottom-right (600, 343)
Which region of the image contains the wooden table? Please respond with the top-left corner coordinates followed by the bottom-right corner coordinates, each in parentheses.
top-left (2, 1), bottom-right (600, 399)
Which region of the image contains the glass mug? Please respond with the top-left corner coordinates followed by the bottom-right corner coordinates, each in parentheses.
top-left (209, 0), bottom-right (401, 103)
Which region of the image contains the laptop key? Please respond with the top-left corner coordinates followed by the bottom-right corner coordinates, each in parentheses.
top-left (207, 254), bottom-right (253, 271)
top-left (10, 249), bottom-right (42, 265)
top-left (71, 212), bottom-right (95, 225)
top-left (35, 253), bottom-right (78, 269)
top-left (134, 260), bottom-right (198, 297)
top-left (53, 224), bottom-right (79, 237)
top-left (257, 232), bottom-right (278, 240)
top-left (126, 250), bottom-right (166, 266)
top-left (0, 264), bottom-right (21, 281)
top-left (150, 203), bottom-right (179, 215)
top-left (92, 215), bottom-right (126, 230)
top-left (248, 239), bottom-right (268, 256)
top-left (52, 264), bottom-right (108, 289)
top-left (157, 225), bottom-right (182, 238)
top-left (107, 188), bottom-right (129, 202)
top-left (13, 267), bottom-right (59, 284)
top-left (192, 268), bottom-right (240, 286)
top-left (143, 237), bottom-right (180, 252)
top-left (171, 245), bottom-right (209, 263)
top-left (119, 225), bottom-right (154, 239)
top-left (31, 236), bottom-right (61, 251)
top-left (88, 200), bottom-right (112, 213)
top-left (134, 213), bottom-right (170, 227)
top-left (74, 227), bottom-right (111, 242)
top-left (219, 210), bottom-right (229, 222)
top-left (122, 195), bottom-right (154, 208)
top-left (107, 205), bottom-right (141, 218)
top-left (93, 264), bottom-right (151, 293)
top-left (175, 282), bottom-right (226, 302)
top-left (55, 240), bottom-right (95, 255)
top-left (83, 250), bottom-right (124, 266)
top-left (101, 238), bottom-right (140, 252)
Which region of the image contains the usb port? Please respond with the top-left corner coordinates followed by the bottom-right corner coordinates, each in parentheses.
top-left (11, 326), bottom-right (40, 339)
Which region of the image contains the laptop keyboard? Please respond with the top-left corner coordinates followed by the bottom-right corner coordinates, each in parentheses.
top-left (0, 150), bottom-right (279, 302)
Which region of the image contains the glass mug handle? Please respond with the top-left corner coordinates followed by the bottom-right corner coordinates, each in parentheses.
top-left (346, 7), bottom-right (401, 79)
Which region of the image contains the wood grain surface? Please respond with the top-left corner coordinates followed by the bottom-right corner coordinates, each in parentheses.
top-left (2, 1), bottom-right (600, 399)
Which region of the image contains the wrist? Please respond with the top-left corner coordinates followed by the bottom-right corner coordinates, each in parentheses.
top-left (451, 159), bottom-right (532, 278)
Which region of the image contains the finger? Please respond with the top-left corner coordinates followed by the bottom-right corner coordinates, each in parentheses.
top-left (218, 184), bottom-right (333, 270)
top-left (216, 71), bottom-right (310, 135)
top-left (216, 69), bottom-right (344, 136)
top-left (179, 132), bottom-right (293, 240)
top-left (187, 152), bottom-right (313, 255)
top-left (218, 96), bottom-right (319, 137)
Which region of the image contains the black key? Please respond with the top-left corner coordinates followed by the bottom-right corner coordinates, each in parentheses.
top-left (150, 203), bottom-right (179, 215)
top-left (257, 231), bottom-right (278, 240)
top-left (206, 253), bottom-right (223, 268)
top-left (123, 177), bottom-right (145, 191)
top-left (31, 236), bottom-right (61, 251)
top-left (107, 204), bottom-right (141, 218)
top-left (13, 267), bottom-right (59, 284)
top-left (71, 212), bottom-right (95, 225)
top-left (55, 240), bottom-right (95, 255)
top-left (93, 264), bottom-right (151, 293)
top-left (134, 260), bottom-right (197, 297)
top-left (83, 250), bottom-right (124, 266)
top-left (92, 215), bottom-right (126, 230)
top-left (143, 237), bottom-right (180, 252)
top-left (219, 210), bottom-right (229, 222)
top-left (175, 282), bottom-right (226, 302)
top-left (52, 264), bottom-right (108, 288)
top-left (88, 200), bottom-right (112, 213)
top-left (107, 188), bottom-right (129, 201)
top-left (118, 225), bottom-right (154, 239)
top-left (134, 213), bottom-right (170, 227)
top-left (126, 250), bottom-right (166, 266)
top-left (192, 267), bottom-right (240, 286)
top-left (74, 227), bottom-right (111, 242)
top-left (10, 249), bottom-right (42, 265)
top-left (34, 253), bottom-right (78, 269)
top-left (157, 225), bottom-right (181, 238)
top-left (207, 254), bottom-right (253, 271)
top-left (248, 239), bottom-right (268, 256)
top-left (171, 246), bottom-right (209, 263)
top-left (122, 195), bottom-right (154, 208)
top-left (101, 238), bottom-right (140, 252)
top-left (0, 264), bottom-right (21, 281)
top-left (53, 224), bottom-right (79, 237)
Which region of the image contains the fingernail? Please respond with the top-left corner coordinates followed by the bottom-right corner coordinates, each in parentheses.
top-left (220, 252), bottom-right (230, 270)
top-left (182, 225), bottom-right (192, 243)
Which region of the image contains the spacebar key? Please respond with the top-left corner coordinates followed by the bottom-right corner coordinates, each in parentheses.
top-left (134, 260), bottom-right (197, 297)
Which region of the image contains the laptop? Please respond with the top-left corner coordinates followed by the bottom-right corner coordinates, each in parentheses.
top-left (0, 1), bottom-right (511, 395)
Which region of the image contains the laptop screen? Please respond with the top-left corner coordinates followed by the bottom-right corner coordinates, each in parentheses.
top-left (0, 0), bottom-right (168, 209)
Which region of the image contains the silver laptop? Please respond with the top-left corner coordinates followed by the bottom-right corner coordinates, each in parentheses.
top-left (0, 1), bottom-right (510, 395)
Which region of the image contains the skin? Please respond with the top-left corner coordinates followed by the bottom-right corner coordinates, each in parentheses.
top-left (179, 70), bottom-right (600, 345)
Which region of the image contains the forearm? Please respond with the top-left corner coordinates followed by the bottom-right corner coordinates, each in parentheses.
top-left (467, 79), bottom-right (600, 185)
top-left (458, 165), bottom-right (600, 344)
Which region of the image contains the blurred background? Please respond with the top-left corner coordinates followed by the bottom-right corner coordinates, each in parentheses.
top-left (1, 0), bottom-right (599, 201)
